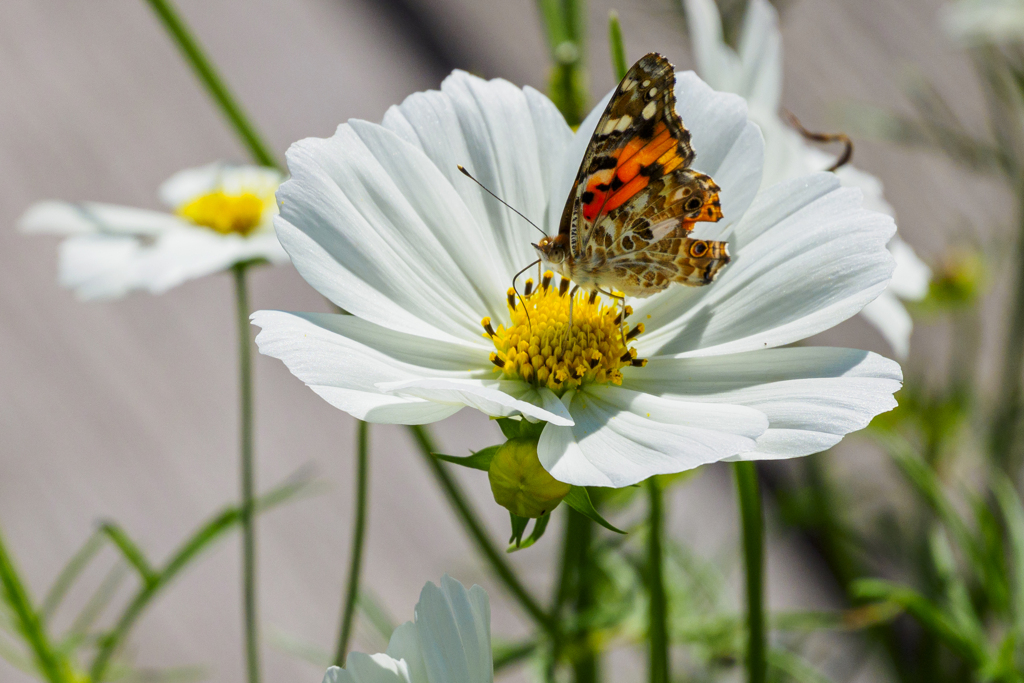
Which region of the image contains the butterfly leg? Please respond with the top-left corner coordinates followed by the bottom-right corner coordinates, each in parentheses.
top-left (597, 287), bottom-right (628, 346)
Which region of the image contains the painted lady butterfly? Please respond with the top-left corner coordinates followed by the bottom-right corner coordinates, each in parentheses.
top-left (535, 53), bottom-right (729, 299)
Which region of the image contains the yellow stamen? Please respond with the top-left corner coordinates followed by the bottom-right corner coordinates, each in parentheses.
top-left (481, 271), bottom-right (644, 394)
top-left (177, 190), bottom-right (267, 235)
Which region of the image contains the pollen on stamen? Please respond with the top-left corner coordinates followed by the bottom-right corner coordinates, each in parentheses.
top-left (486, 271), bottom-right (646, 394)
top-left (524, 278), bottom-right (534, 297)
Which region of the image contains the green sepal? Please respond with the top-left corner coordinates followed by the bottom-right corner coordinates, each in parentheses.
top-left (495, 417), bottom-right (546, 441)
top-left (507, 512), bottom-right (552, 553)
top-left (433, 445), bottom-right (500, 472)
top-left (564, 486), bottom-right (626, 534)
top-left (508, 512), bottom-right (531, 548)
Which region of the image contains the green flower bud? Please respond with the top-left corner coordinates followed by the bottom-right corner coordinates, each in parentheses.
top-left (488, 438), bottom-right (570, 518)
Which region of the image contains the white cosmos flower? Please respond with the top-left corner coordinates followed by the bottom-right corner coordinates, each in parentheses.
top-left (252, 66), bottom-right (903, 488)
top-left (325, 575), bottom-right (492, 683)
top-left (20, 163), bottom-right (289, 300)
top-left (685, 0), bottom-right (931, 358)
top-left (942, 0), bottom-right (1024, 44)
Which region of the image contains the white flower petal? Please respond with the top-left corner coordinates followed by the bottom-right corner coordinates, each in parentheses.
top-left (251, 310), bottom-right (485, 424)
top-left (888, 237), bottom-right (931, 301)
top-left (376, 378), bottom-right (574, 426)
top-left (860, 291), bottom-right (913, 359)
top-left (413, 576), bottom-right (493, 683)
top-left (385, 623), bottom-right (429, 683)
top-left (942, 0), bottom-right (1024, 44)
top-left (636, 173), bottom-right (895, 357)
top-left (538, 385), bottom-right (766, 487)
top-left (623, 347), bottom-right (902, 460)
top-left (159, 162), bottom-right (282, 209)
top-left (559, 72), bottom-right (764, 238)
top-left (684, 0), bottom-right (742, 96)
top-left (735, 0), bottom-right (782, 111)
top-left (323, 654), bottom-right (413, 683)
top-left (278, 121), bottom-right (518, 343)
top-left (58, 235), bottom-right (149, 300)
top-left (382, 71), bottom-right (571, 280)
top-left (20, 201), bottom-right (185, 236)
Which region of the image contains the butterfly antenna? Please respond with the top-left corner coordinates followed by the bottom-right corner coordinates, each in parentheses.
top-left (457, 165), bottom-right (548, 238)
top-left (782, 110), bottom-right (853, 171)
top-left (511, 259), bottom-right (541, 334)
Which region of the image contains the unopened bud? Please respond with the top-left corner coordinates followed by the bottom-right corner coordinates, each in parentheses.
top-left (488, 438), bottom-right (570, 518)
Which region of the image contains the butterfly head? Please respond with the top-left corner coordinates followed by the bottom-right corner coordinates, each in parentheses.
top-left (533, 234), bottom-right (572, 277)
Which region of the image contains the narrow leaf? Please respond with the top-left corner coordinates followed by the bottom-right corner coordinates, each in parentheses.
top-left (608, 10), bottom-right (628, 80)
top-left (433, 446), bottom-right (499, 472)
top-left (41, 528), bottom-right (105, 621)
top-left (99, 524), bottom-right (157, 585)
top-left (564, 486), bottom-right (626, 534)
top-left (509, 513), bottom-right (530, 547)
top-left (507, 512), bottom-right (552, 553)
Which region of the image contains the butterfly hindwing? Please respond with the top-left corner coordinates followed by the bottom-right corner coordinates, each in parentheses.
top-left (557, 53), bottom-right (728, 297)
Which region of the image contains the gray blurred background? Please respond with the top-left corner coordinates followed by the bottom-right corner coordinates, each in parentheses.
top-left (0, 0), bottom-right (1008, 681)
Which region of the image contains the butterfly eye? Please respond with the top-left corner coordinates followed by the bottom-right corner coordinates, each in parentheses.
top-left (685, 196), bottom-right (703, 212)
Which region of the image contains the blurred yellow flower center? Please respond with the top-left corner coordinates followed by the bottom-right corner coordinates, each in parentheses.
top-left (177, 190), bottom-right (265, 235)
top-left (482, 270), bottom-right (645, 395)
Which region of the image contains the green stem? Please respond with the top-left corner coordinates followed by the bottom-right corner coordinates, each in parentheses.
top-left (0, 527), bottom-right (66, 683)
top-left (990, 180), bottom-right (1024, 472)
top-left (407, 425), bottom-right (557, 635)
top-left (570, 511), bottom-right (598, 683)
top-left (89, 477), bottom-right (307, 682)
top-left (608, 11), bottom-right (628, 80)
top-left (142, 0), bottom-right (280, 170)
top-left (646, 477), bottom-right (669, 683)
top-left (234, 263), bottom-right (261, 683)
top-left (734, 462), bottom-right (766, 683)
top-left (334, 421), bottom-right (370, 667)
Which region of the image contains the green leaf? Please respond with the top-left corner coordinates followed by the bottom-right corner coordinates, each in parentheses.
top-left (563, 487), bottom-right (625, 534)
top-left (99, 523), bottom-right (157, 586)
top-left (508, 513), bottom-right (530, 548)
top-left (41, 528), bottom-right (105, 621)
top-left (496, 418), bottom-right (520, 440)
top-left (608, 10), bottom-right (628, 80)
top-left (993, 473), bottom-right (1024, 632)
top-left (507, 512), bottom-right (552, 553)
top-left (433, 446), bottom-right (499, 472)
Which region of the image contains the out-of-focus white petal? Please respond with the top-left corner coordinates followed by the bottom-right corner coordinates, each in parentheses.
top-left (860, 291), bottom-right (913, 359)
top-left (736, 0), bottom-right (783, 111)
top-left (413, 577), bottom-right (493, 683)
top-left (636, 174), bottom-right (895, 357)
top-left (888, 237), bottom-right (931, 300)
top-left (251, 310), bottom-right (485, 424)
top-left (58, 235), bottom-right (147, 300)
top-left (375, 378), bottom-right (574, 426)
top-left (384, 623), bottom-right (429, 683)
top-left (20, 201), bottom-right (185, 236)
top-left (537, 385), bottom-right (766, 487)
top-left (624, 347), bottom-right (902, 460)
top-left (159, 162), bottom-right (282, 208)
top-left (323, 655), bottom-right (413, 683)
top-left (943, 0), bottom-right (1024, 44)
top-left (557, 72), bottom-right (764, 238)
top-left (684, 0), bottom-right (743, 96)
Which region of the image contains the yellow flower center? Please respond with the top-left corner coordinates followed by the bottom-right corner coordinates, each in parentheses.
top-left (177, 190), bottom-right (266, 235)
top-left (483, 270), bottom-right (646, 394)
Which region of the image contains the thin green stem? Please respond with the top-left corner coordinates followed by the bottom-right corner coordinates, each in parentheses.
top-left (89, 477), bottom-right (308, 682)
top-left (233, 262), bottom-right (261, 683)
top-left (407, 425), bottom-right (557, 635)
top-left (334, 421), bottom-right (370, 667)
top-left (646, 477), bottom-right (669, 683)
top-left (990, 180), bottom-right (1024, 472)
top-left (142, 0), bottom-right (280, 170)
top-left (570, 511), bottom-right (598, 683)
top-left (734, 462), bottom-right (766, 683)
top-left (0, 527), bottom-right (66, 683)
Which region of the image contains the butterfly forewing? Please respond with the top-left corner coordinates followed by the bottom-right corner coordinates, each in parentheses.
top-left (556, 53), bottom-right (730, 298)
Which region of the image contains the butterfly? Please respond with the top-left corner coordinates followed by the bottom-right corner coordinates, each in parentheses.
top-left (534, 53), bottom-right (730, 300)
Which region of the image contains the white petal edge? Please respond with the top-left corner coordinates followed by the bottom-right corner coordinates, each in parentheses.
top-left (375, 378), bottom-right (574, 426)
top-left (413, 576), bottom-right (493, 683)
top-left (159, 162), bottom-right (282, 209)
top-left (251, 310), bottom-right (489, 424)
top-left (860, 291), bottom-right (913, 359)
top-left (20, 201), bottom-right (186, 236)
top-left (323, 654), bottom-right (413, 683)
top-left (622, 346), bottom-right (902, 461)
top-left (538, 385), bottom-right (767, 487)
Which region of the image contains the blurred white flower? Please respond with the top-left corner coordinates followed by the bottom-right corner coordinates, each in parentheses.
top-left (325, 575), bottom-right (492, 683)
top-left (685, 0), bottom-right (932, 358)
top-left (942, 0), bottom-right (1024, 44)
top-left (253, 67), bottom-right (901, 488)
top-left (20, 163), bottom-right (289, 300)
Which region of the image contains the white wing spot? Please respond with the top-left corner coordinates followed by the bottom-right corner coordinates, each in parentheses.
top-left (642, 101), bottom-right (657, 120)
top-left (648, 87), bottom-right (658, 97)
top-left (602, 117), bottom-right (620, 135)
top-left (622, 79), bottom-right (638, 91)
top-left (614, 115), bottom-right (632, 132)
top-left (642, 79), bottom-right (651, 87)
